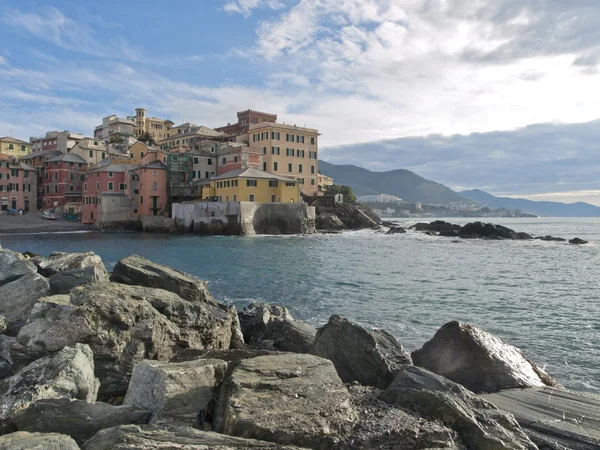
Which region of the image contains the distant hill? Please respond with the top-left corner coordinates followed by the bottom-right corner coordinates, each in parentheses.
top-left (319, 161), bottom-right (467, 204)
top-left (461, 189), bottom-right (600, 217)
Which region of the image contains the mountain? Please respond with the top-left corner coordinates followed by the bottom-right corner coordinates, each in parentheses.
top-left (318, 161), bottom-right (467, 204)
top-left (461, 189), bottom-right (600, 217)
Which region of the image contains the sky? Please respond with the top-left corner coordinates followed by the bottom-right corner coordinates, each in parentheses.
top-left (1, 0), bottom-right (600, 203)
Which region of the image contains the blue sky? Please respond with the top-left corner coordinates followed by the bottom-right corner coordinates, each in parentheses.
top-left (2, 0), bottom-right (600, 203)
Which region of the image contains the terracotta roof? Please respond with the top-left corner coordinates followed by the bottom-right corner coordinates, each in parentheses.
top-left (212, 167), bottom-right (298, 183)
top-left (47, 153), bottom-right (87, 164)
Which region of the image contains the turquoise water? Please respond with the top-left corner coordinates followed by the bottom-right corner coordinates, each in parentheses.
top-left (2, 217), bottom-right (599, 393)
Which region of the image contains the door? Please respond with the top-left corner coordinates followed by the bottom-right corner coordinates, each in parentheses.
top-left (152, 196), bottom-right (158, 216)
top-left (11, 200), bottom-right (16, 210)
top-left (271, 194), bottom-right (276, 202)
top-left (249, 194), bottom-right (255, 202)
top-left (24, 200), bottom-right (30, 212)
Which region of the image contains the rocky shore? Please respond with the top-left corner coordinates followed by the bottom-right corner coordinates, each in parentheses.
top-left (0, 245), bottom-right (598, 449)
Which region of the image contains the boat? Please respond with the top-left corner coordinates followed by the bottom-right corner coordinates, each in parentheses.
top-left (42, 210), bottom-right (56, 220)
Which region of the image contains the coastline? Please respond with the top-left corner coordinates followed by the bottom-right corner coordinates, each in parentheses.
top-left (0, 213), bottom-right (96, 235)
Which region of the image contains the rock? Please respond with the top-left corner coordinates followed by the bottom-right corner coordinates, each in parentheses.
top-left (411, 321), bottom-right (560, 393)
top-left (0, 273), bottom-right (50, 333)
top-left (412, 220), bottom-right (461, 235)
top-left (380, 365), bottom-right (537, 450)
top-left (0, 249), bottom-right (36, 287)
top-left (81, 424), bottom-right (306, 449)
top-left (171, 348), bottom-right (284, 364)
top-left (263, 319), bottom-right (317, 354)
top-left (536, 235), bottom-right (566, 242)
top-left (36, 251), bottom-right (108, 278)
top-left (110, 254), bottom-right (217, 305)
top-left (0, 316), bottom-right (7, 335)
top-left (20, 282), bottom-right (237, 400)
top-left (483, 387), bottom-right (600, 450)
top-left (314, 201), bottom-right (379, 230)
top-left (569, 237), bottom-right (588, 245)
top-left (124, 358), bottom-right (228, 424)
top-left (213, 353), bottom-right (357, 449)
top-left (10, 398), bottom-right (151, 445)
top-left (316, 213), bottom-right (345, 231)
top-left (459, 222), bottom-right (532, 240)
top-left (334, 384), bottom-right (466, 449)
top-left (386, 226), bottom-right (406, 235)
top-left (313, 315), bottom-right (411, 389)
top-left (0, 431), bottom-right (80, 450)
top-left (48, 266), bottom-right (108, 294)
top-left (0, 343), bottom-right (99, 427)
top-left (238, 302), bottom-right (293, 344)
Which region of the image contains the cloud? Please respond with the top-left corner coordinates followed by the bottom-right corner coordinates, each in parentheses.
top-left (224, 0), bottom-right (285, 17)
top-left (0, 56), bottom-right (7, 66)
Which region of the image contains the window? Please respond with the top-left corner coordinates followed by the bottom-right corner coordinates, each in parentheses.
top-left (311, 178), bottom-right (316, 185)
top-left (271, 146), bottom-right (280, 155)
top-left (70, 172), bottom-right (74, 180)
top-left (246, 180), bottom-right (257, 187)
top-left (311, 137), bottom-right (316, 145)
top-left (263, 162), bottom-right (267, 171)
top-left (222, 157), bottom-right (226, 165)
top-left (108, 171), bottom-right (113, 178)
top-left (54, 185), bottom-right (57, 193)
top-left (207, 159), bottom-right (212, 165)
top-left (193, 157), bottom-right (199, 164)
top-left (69, 185), bottom-right (74, 192)
top-left (263, 147), bottom-right (267, 155)
top-left (285, 182), bottom-right (295, 187)
top-left (273, 162), bottom-right (278, 171)
top-left (232, 180), bottom-right (238, 187)
top-left (46, 185), bottom-right (50, 194)
top-left (288, 163), bottom-right (292, 173)
top-left (45, 172), bottom-right (49, 181)
top-left (108, 182), bottom-right (114, 191)
top-left (119, 183), bottom-right (126, 191)
top-left (8, 144), bottom-right (13, 150)
top-left (96, 182), bottom-right (100, 190)
top-left (21, 145), bottom-right (26, 151)
top-left (271, 131), bottom-right (280, 140)
top-left (297, 150), bottom-right (305, 158)
top-left (140, 196), bottom-right (143, 204)
top-left (271, 194), bottom-right (276, 202)
top-left (84, 184), bottom-right (87, 192)
top-left (233, 194), bottom-right (237, 201)
top-left (101, 153), bottom-right (106, 159)
top-left (286, 148), bottom-right (294, 157)
top-left (269, 180), bottom-right (278, 187)
top-left (249, 194), bottom-right (255, 202)
top-left (233, 156), bottom-right (238, 163)
top-left (134, 189), bottom-right (139, 194)
top-left (141, 152), bottom-right (144, 158)
top-left (54, 172), bottom-right (58, 180)
top-left (89, 151), bottom-right (93, 157)
top-left (299, 164), bottom-right (303, 173)
top-left (309, 151), bottom-right (317, 159)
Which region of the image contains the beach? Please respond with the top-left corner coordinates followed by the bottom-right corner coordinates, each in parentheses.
top-left (0, 212), bottom-right (94, 234)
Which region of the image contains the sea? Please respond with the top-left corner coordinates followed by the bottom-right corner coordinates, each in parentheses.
top-left (1, 217), bottom-right (599, 394)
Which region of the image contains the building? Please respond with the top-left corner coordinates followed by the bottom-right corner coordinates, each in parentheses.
top-left (126, 141), bottom-right (157, 164)
top-left (159, 125), bottom-right (226, 152)
top-left (30, 131), bottom-right (85, 154)
top-left (166, 152), bottom-right (194, 202)
top-left (131, 108), bottom-right (173, 142)
top-left (318, 172), bottom-right (334, 193)
top-left (140, 149), bottom-right (169, 166)
top-left (41, 153), bottom-right (87, 211)
top-left (0, 137), bottom-right (32, 158)
top-left (188, 148), bottom-right (215, 181)
top-left (202, 167), bottom-right (300, 203)
top-left (94, 115), bottom-right (136, 141)
top-left (215, 109), bottom-right (277, 136)
top-left (247, 122), bottom-right (320, 195)
top-left (20, 151), bottom-right (61, 210)
top-left (132, 161), bottom-right (168, 217)
top-left (216, 142), bottom-right (262, 176)
top-left (0, 156), bottom-right (37, 211)
top-left (70, 139), bottom-right (112, 165)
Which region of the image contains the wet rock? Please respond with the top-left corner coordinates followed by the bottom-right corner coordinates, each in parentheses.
top-left (412, 220), bottom-right (461, 235)
top-left (386, 226), bottom-right (406, 235)
top-left (48, 266), bottom-right (108, 294)
top-left (238, 302), bottom-right (293, 344)
top-left (81, 424), bottom-right (306, 449)
top-left (460, 222), bottom-right (532, 240)
top-left (124, 358), bottom-right (228, 424)
top-left (412, 321), bottom-right (559, 393)
top-left (314, 201), bottom-right (379, 230)
top-left (0, 273), bottom-right (49, 333)
top-left (213, 353), bottom-right (357, 449)
top-left (313, 315), bottom-right (411, 389)
top-left (0, 344), bottom-right (99, 427)
top-left (0, 431), bottom-right (80, 450)
top-left (569, 238), bottom-right (588, 245)
top-left (36, 251), bottom-right (108, 278)
top-left (316, 213), bottom-right (345, 231)
top-left (10, 398), bottom-right (151, 445)
top-left (536, 235), bottom-right (566, 242)
top-left (380, 365), bottom-right (537, 450)
top-left (0, 249), bottom-right (36, 287)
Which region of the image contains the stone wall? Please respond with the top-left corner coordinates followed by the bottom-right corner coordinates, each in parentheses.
top-left (141, 216), bottom-right (174, 233)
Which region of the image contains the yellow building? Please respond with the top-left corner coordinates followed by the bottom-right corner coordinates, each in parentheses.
top-left (318, 171), bottom-right (334, 193)
top-left (0, 137), bottom-right (32, 157)
top-left (132, 108), bottom-right (174, 142)
top-left (202, 167), bottom-right (300, 203)
top-left (126, 141), bottom-right (156, 163)
top-left (247, 122), bottom-right (320, 196)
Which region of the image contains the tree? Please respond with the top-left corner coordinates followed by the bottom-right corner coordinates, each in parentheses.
top-left (324, 184), bottom-right (356, 203)
top-left (138, 132), bottom-right (156, 146)
top-left (109, 135), bottom-right (124, 144)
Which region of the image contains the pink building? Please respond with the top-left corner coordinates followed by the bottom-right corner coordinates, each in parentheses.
top-left (0, 156), bottom-right (37, 212)
top-left (41, 153), bottom-right (87, 211)
top-left (132, 161), bottom-right (168, 216)
top-left (81, 163), bottom-right (132, 224)
top-left (216, 144), bottom-right (262, 176)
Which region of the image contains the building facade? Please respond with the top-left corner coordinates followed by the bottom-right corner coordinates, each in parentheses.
top-left (159, 125), bottom-right (226, 152)
top-left (41, 153), bottom-right (87, 210)
top-left (215, 110), bottom-right (277, 136)
top-left (318, 172), bottom-right (334, 192)
top-left (0, 137), bottom-right (32, 158)
top-left (132, 108), bottom-right (173, 141)
top-left (81, 163), bottom-right (134, 224)
top-left (0, 157), bottom-right (37, 211)
top-left (94, 115), bottom-right (136, 141)
top-left (133, 161), bottom-right (168, 217)
top-left (216, 142), bottom-right (262, 176)
top-left (30, 131), bottom-right (85, 154)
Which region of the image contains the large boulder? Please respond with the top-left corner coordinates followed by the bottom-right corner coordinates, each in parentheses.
top-left (412, 321), bottom-right (559, 393)
top-left (0, 431), bottom-right (80, 450)
top-left (263, 319), bottom-right (317, 354)
top-left (459, 222), bottom-right (532, 240)
top-left (569, 238), bottom-right (588, 245)
top-left (17, 282), bottom-right (237, 400)
top-left (313, 315), bottom-right (411, 389)
top-left (36, 251), bottom-right (108, 278)
top-left (412, 220), bottom-right (461, 235)
top-left (81, 425), bottom-right (306, 449)
top-left (0, 249), bottom-right (36, 287)
top-left (238, 302), bottom-right (293, 344)
top-left (386, 226), bottom-right (407, 235)
top-left (213, 353), bottom-right (357, 449)
top-left (124, 358), bottom-right (228, 424)
top-left (316, 213), bottom-right (345, 231)
top-left (10, 398), bottom-right (151, 445)
top-left (380, 365), bottom-right (537, 450)
top-left (0, 343), bottom-right (99, 427)
top-left (48, 267), bottom-right (108, 294)
top-left (0, 273), bottom-right (49, 332)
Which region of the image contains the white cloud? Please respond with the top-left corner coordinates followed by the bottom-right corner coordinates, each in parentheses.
top-left (0, 56), bottom-right (7, 66)
top-left (224, 0), bottom-right (285, 17)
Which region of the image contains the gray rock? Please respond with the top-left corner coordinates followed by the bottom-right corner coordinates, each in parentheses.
top-left (238, 302), bottom-right (293, 344)
top-left (81, 424), bottom-right (306, 449)
top-left (316, 213), bottom-right (345, 231)
top-left (36, 251), bottom-right (108, 278)
top-left (19, 282), bottom-right (237, 400)
top-left (0, 431), bottom-right (80, 450)
top-left (10, 398), bottom-right (151, 445)
top-left (48, 266), bottom-right (108, 294)
top-left (0, 273), bottom-right (50, 333)
top-left (483, 387), bottom-right (600, 450)
top-left (0, 343), bottom-right (99, 427)
top-left (412, 321), bottom-right (560, 393)
top-left (569, 238), bottom-right (588, 245)
top-left (313, 315), bottom-right (411, 389)
top-left (0, 316), bottom-right (7, 335)
top-left (380, 365), bottom-right (537, 450)
top-left (0, 249), bottom-right (36, 287)
top-left (213, 353), bottom-right (357, 449)
top-left (171, 348), bottom-right (285, 364)
top-left (263, 319), bottom-right (317, 354)
top-left (124, 358), bottom-right (228, 424)
top-left (386, 226), bottom-right (407, 235)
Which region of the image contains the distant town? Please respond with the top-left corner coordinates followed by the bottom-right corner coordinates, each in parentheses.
top-left (0, 108), bottom-right (334, 228)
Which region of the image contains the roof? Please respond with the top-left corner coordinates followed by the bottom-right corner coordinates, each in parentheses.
top-left (136, 161), bottom-right (167, 170)
top-left (89, 162), bottom-right (139, 173)
top-left (19, 150), bottom-right (61, 161)
top-left (47, 153), bottom-right (87, 164)
top-left (0, 136), bottom-right (30, 145)
top-left (248, 122), bottom-right (319, 134)
top-left (212, 167), bottom-right (298, 183)
top-left (18, 162), bottom-right (36, 171)
top-left (192, 178), bottom-right (212, 186)
top-left (159, 126), bottom-right (225, 143)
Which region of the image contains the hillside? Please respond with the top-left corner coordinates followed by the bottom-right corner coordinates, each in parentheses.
top-left (461, 189), bottom-right (600, 217)
top-left (319, 161), bottom-right (467, 204)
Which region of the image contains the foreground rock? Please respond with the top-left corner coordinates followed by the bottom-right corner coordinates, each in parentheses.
top-left (0, 431), bottom-right (80, 450)
top-left (238, 302), bottom-right (293, 344)
top-left (82, 425), bottom-right (306, 449)
top-left (313, 315), bottom-right (411, 389)
top-left (380, 366), bottom-right (537, 450)
top-left (0, 248), bottom-right (36, 287)
top-left (10, 399), bottom-right (151, 445)
top-left (483, 387), bottom-right (600, 450)
top-left (412, 321), bottom-right (559, 393)
top-left (214, 353), bottom-right (356, 449)
top-left (0, 273), bottom-right (49, 332)
top-left (18, 282), bottom-right (238, 399)
top-left (0, 344), bottom-right (98, 427)
top-left (48, 267), bottom-right (108, 294)
top-left (36, 251), bottom-right (108, 278)
top-left (124, 358), bottom-right (228, 424)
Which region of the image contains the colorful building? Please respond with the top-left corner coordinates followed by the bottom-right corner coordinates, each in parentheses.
top-left (216, 142), bottom-right (262, 176)
top-left (202, 167), bottom-right (300, 203)
top-left (41, 153), bottom-right (87, 211)
top-left (215, 109), bottom-right (277, 136)
top-left (0, 156), bottom-right (37, 211)
top-left (318, 172), bottom-right (334, 193)
top-left (0, 137), bottom-right (32, 158)
top-left (30, 131), bottom-right (85, 154)
top-left (94, 115), bottom-right (136, 141)
top-left (126, 141), bottom-right (157, 164)
top-left (158, 125), bottom-right (226, 152)
top-left (131, 108), bottom-right (173, 142)
top-left (70, 138), bottom-right (114, 165)
top-left (132, 161), bottom-right (168, 216)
